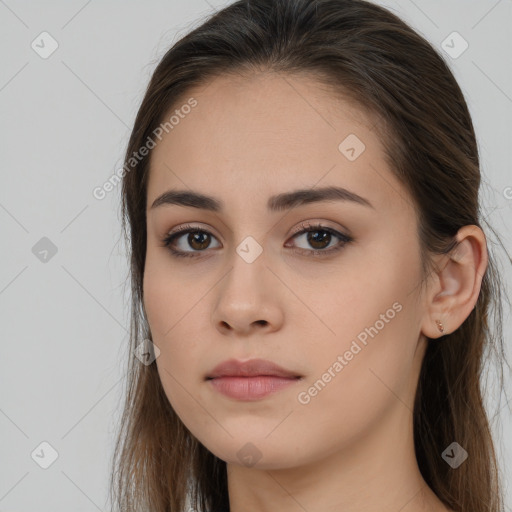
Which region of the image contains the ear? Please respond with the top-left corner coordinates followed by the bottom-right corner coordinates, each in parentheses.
top-left (421, 225), bottom-right (488, 339)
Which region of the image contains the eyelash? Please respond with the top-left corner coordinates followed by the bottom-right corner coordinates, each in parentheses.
top-left (160, 222), bottom-right (353, 259)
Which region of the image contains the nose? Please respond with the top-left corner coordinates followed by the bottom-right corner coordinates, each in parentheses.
top-left (211, 252), bottom-right (285, 337)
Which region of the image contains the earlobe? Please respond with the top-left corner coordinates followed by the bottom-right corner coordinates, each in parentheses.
top-left (421, 225), bottom-right (488, 339)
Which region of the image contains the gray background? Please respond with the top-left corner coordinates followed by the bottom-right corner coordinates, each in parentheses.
top-left (1, 0), bottom-right (511, 510)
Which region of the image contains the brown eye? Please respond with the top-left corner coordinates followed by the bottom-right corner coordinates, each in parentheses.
top-left (187, 231), bottom-right (212, 250)
top-left (288, 224), bottom-right (352, 255)
top-left (162, 227), bottom-right (221, 258)
top-left (305, 230), bottom-right (332, 250)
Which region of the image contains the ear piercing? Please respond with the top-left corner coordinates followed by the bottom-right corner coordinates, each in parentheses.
top-left (435, 319), bottom-right (445, 334)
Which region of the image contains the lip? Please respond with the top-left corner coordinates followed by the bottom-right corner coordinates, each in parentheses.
top-left (206, 358), bottom-right (302, 401)
top-left (206, 358), bottom-right (301, 379)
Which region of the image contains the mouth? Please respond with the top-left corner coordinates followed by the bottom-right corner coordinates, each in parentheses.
top-left (206, 358), bottom-right (302, 380)
top-left (207, 375), bottom-right (302, 401)
top-left (205, 358), bottom-right (302, 401)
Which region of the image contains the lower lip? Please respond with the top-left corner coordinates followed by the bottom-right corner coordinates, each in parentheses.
top-left (208, 376), bottom-right (300, 400)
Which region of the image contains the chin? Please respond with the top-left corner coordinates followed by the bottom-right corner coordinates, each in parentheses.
top-left (192, 432), bottom-right (312, 470)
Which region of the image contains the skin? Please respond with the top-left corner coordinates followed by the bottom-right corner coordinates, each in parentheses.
top-left (143, 71), bottom-right (487, 512)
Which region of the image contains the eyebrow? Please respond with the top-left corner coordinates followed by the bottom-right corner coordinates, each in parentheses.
top-left (149, 185), bottom-right (374, 212)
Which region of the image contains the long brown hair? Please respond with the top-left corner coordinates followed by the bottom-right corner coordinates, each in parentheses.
top-left (110, 1), bottom-right (511, 511)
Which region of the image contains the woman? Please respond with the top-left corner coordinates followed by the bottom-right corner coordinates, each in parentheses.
top-left (110, 1), bottom-right (510, 511)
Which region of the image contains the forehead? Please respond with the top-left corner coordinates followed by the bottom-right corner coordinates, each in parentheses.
top-left (147, 71), bottom-right (410, 216)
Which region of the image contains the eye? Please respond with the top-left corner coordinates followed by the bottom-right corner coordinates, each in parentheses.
top-left (161, 222), bottom-right (353, 258)
top-left (285, 221), bottom-right (353, 257)
top-left (161, 224), bottom-right (221, 258)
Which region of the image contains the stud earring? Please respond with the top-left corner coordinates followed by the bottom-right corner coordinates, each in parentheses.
top-left (435, 319), bottom-right (444, 334)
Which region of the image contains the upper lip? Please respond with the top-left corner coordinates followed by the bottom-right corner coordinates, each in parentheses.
top-left (206, 358), bottom-right (301, 379)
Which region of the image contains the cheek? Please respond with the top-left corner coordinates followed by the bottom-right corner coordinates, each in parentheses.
top-left (142, 253), bottom-right (207, 394)
top-left (289, 302), bottom-right (418, 462)
top-left (143, 267), bottom-right (202, 423)
top-left (143, 250), bottom-right (197, 340)
top-left (143, 247), bottom-right (165, 326)
top-left (299, 244), bottom-right (422, 416)
top-left (144, 273), bottom-right (202, 357)
top-left (312, 260), bottom-right (406, 350)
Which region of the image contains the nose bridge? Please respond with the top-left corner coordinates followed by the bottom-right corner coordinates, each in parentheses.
top-left (221, 236), bottom-right (268, 302)
top-left (212, 235), bottom-right (283, 333)
top-left (224, 206), bottom-right (269, 273)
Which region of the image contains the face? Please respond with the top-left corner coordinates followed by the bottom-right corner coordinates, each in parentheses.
top-left (143, 71), bottom-right (428, 469)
